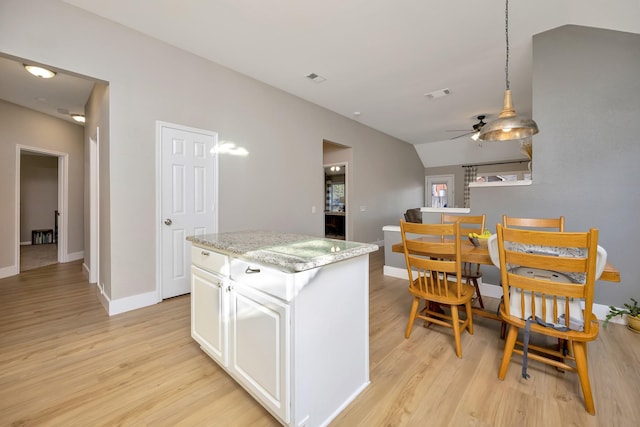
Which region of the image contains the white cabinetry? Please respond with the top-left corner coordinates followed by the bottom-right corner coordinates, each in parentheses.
top-left (191, 266), bottom-right (228, 365)
top-left (230, 282), bottom-right (290, 422)
top-left (190, 244), bottom-right (370, 427)
top-left (190, 247), bottom-right (229, 366)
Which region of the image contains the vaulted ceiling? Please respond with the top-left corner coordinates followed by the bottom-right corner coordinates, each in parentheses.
top-left (2, 1), bottom-right (639, 144)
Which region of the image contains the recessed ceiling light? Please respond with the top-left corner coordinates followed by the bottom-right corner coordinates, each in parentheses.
top-left (24, 64), bottom-right (57, 79)
top-left (71, 114), bottom-right (85, 123)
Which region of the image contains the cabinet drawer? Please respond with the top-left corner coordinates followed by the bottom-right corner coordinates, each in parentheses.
top-left (191, 246), bottom-right (229, 276)
top-left (230, 259), bottom-right (294, 301)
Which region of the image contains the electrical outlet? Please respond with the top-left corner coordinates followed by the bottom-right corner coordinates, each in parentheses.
top-left (311, 206), bottom-right (316, 214)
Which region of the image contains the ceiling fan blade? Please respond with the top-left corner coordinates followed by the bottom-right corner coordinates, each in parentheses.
top-left (450, 131), bottom-right (474, 140)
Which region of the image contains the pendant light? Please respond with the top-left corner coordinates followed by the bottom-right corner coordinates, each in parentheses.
top-left (478, 0), bottom-right (539, 141)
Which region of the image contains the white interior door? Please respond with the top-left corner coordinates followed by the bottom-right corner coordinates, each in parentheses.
top-left (160, 123), bottom-right (218, 298)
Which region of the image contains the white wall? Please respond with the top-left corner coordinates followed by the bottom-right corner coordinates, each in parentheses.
top-left (415, 137), bottom-right (526, 168)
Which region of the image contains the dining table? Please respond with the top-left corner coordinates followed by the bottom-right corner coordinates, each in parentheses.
top-left (391, 238), bottom-right (621, 320)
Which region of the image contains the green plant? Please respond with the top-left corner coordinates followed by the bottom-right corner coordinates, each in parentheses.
top-left (603, 298), bottom-right (640, 328)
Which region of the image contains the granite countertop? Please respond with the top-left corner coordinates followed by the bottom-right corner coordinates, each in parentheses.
top-left (187, 230), bottom-right (378, 272)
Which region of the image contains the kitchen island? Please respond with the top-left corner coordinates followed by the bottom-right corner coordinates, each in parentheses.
top-left (187, 231), bottom-right (377, 427)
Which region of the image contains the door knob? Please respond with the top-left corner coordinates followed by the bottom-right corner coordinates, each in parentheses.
top-left (164, 218), bottom-right (172, 226)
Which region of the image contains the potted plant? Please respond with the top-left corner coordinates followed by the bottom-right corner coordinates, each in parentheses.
top-left (603, 298), bottom-right (640, 332)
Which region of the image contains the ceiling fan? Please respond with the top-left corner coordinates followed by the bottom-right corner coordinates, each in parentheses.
top-left (448, 115), bottom-right (487, 140)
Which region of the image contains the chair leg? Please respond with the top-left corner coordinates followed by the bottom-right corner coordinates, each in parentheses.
top-left (498, 325), bottom-right (518, 380)
top-left (451, 305), bottom-right (462, 358)
top-left (465, 300), bottom-right (474, 335)
top-left (405, 297), bottom-right (420, 339)
top-left (573, 341), bottom-right (595, 415)
top-left (500, 321), bottom-right (507, 339)
top-left (471, 278), bottom-right (484, 308)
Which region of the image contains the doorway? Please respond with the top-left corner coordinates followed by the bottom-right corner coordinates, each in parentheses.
top-left (17, 146), bottom-right (67, 272)
top-left (322, 140), bottom-right (352, 240)
top-left (324, 163), bottom-right (347, 240)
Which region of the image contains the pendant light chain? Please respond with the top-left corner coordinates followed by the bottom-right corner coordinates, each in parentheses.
top-left (505, 0), bottom-right (510, 91)
top-left (478, 0), bottom-right (539, 141)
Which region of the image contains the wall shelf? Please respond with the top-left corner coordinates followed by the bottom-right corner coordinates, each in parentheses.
top-left (469, 179), bottom-right (532, 188)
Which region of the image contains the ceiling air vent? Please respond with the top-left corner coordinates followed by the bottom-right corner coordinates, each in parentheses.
top-left (424, 88), bottom-right (451, 99)
top-left (305, 73), bottom-right (326, 83)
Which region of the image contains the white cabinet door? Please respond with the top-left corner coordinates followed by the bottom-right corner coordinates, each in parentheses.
top-left (191, 266), bottom-right (228, 366)
top-left (230, 283), bottom-right (290, 424)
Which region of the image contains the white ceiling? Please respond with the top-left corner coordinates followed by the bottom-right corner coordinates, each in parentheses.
top-left (2, 1), bottom-right (639, 141)
top-left (0, 54), bottom-right (95, 126)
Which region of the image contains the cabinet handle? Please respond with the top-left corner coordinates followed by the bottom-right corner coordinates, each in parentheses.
top-left (201, 251), bottom-right (210, 256)
top-left (245, 266), bottom-right (261, 274)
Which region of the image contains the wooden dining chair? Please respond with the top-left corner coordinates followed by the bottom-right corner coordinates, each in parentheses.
top-left (404, 208), bottom-right (422, 223)
top-left (497, 215), bottom-right (565, 338)
top-left (441, 213), bottom-right (486, 309)
top-left (502, 215), bottom-right (565, 231)
top-left (494, 224), bottom-right (600, 414)
top-left (400, 220), bottom-right (475, 358)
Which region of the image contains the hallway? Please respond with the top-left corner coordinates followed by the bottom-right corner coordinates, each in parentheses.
top-left (20, 243), bottom-right (57, 271)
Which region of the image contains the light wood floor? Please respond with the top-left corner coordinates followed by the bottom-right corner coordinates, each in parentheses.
top-left (20, 243), bottom-right (57, 272)
top-left (0, 250), bottom-right (638, 426)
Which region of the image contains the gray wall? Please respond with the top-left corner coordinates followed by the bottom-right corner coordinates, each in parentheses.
top-left (471, 25), bottom-right (640, 307)
top-left (0, 100), bottom-right (84, 270)
top-left (0, 0), bottom-right (424, 305)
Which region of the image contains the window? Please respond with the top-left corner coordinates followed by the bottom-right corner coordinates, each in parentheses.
top-left (425, 175), bottom-right (454, 208)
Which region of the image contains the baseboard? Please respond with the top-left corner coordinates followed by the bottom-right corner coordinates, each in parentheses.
top-left (382, 265), bottom-right (623, 325)
top-left (106, 290), bottom-right (160, 316)
top-left (66, 250), bottom-right (84, 262)
top-left (383, 265), bottom-right (407, 280)
top-left (96, 283), bottom-right (109, 313)
top-left (0, 264), bottom-right (18, 279)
